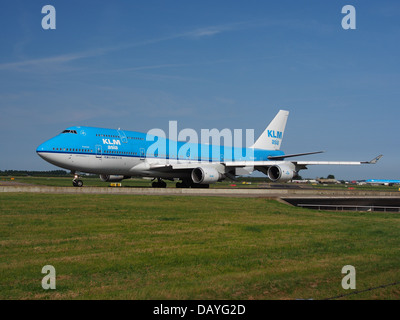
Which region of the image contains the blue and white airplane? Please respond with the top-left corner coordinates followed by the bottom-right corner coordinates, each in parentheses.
top-left (366, 179), bottom-right (400, 185)
top-left (36, 110), bottom-right (382, 188)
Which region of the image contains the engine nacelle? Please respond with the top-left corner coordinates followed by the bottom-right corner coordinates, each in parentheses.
top-left (191, 167), bottom-right (222, 184)
top-left (267, 163), bottom-right (297, 182)
top-left (100, 174), bottom-right (126, 182)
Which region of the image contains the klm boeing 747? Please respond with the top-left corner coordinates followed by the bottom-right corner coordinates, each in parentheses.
top-left (36, 110), bottom-right (382, 188)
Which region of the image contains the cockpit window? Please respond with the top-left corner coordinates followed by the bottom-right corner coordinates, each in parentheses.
top-left (62, 130), bottom-right (78, 134)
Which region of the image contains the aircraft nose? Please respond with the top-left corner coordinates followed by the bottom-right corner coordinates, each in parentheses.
top-left (36, 139), bottom-right (53, 158)
top-left (36, 143), bottom-right (45, 153)
top-left (36, 142), bottom-right (48, 153)
top-left (36, 136), bottom-right (66, 167)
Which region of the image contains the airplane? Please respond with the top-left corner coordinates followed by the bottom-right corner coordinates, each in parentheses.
top-left (36, 110), bottom-right (382, 188)
top-left (365, 179), bottom-right (400, 186)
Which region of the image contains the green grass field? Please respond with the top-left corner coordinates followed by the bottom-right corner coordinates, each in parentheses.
top-left (1, 192), bottom-right (400, 300)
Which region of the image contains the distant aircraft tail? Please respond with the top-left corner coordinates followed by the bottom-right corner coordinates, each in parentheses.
top-left (251, 110), bottom-right (289, 150)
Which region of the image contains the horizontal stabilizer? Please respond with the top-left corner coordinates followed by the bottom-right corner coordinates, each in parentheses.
top-left (268, 151), bottom-right (324, 160)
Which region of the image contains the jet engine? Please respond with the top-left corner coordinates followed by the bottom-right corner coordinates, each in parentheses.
top-left (191, 167), bottom-right (222, 184)
top-left (267, 163), bottom-right (297, 182)
top-left (99, 174), bottom-right (126, 182)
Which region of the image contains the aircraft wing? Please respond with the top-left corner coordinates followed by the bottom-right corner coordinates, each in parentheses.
top-left (136, 155), bottom-right (382, 184)
top-left (147, 154), bottom-right (382, 173)
top-left (141, 155), bottom-right (383, 186)
top-left (294, 154), bottom-right (383, 166)
top-left (223, 154), bottom-right (383, 168)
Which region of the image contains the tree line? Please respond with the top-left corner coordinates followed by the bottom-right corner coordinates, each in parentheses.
top-left (0, 170), bottom-right (69, 177)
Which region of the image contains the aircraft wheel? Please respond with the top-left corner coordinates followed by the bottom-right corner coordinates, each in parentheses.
top-left (180, 180), bottom-right (192, 188)
top-left (191, 183), bottom-right (210, 189)
top-left (76, 180), bottom-right (83, 187)
top-left (152, 180), bottom-right (167, 188)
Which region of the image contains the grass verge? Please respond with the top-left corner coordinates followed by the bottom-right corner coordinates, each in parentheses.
top-left (1, 193), bottom-right (399, 299)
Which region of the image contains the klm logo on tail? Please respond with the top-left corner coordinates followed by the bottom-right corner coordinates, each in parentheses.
top-left (267, 130), bottom-right (283, 139)
top-left (268, 130), bottom-right (283, 146)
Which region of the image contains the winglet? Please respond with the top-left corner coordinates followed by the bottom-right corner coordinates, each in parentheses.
top-left (363, 154), bottom-right (383, 164)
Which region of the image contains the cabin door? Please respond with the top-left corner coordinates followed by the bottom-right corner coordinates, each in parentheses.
top-left (118, 130), bottom-right (128, 143)
top-left (140, 148), bottom-right (145, 160)
top-left (96, 145), bottom-right (102, 159)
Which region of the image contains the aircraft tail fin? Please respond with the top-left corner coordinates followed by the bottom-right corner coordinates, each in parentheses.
top-left (251, 110), bottom-right (289, 150)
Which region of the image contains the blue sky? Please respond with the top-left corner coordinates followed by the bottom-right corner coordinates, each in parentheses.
top-left (1, 0), bottom-right (399, 179)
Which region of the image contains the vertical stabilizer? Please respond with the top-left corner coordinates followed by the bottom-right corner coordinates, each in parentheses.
top-left (251, 110), bottom-right (289, 150)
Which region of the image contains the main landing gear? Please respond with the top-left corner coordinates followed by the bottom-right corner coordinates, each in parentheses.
top-left (72, 174), bottom-right (83, 187)
top-left (176, 179), bottom-right (209, 189)
top-left (151, 178), bottom-right (167, 188)
top-left (150, 178), bottom-right (209, 188)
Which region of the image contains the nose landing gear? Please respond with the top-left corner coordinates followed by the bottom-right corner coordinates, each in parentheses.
top-left (72, 174), bottom-right (83, 187)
